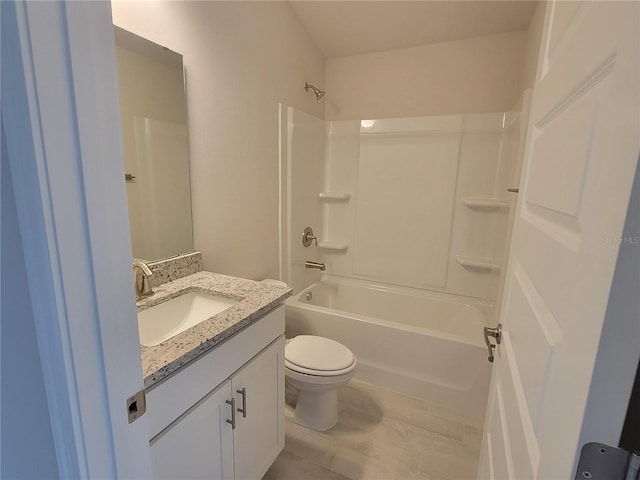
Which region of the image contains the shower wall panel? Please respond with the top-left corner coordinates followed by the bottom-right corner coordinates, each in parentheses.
top-left (280, 107), bottom-right (522, 303)
top-left (279, 106), bottom-right (326, 292)
top-left (352, 124), bottom-right (461, 288)
top-left (323, 113), bottom-right (519, 302)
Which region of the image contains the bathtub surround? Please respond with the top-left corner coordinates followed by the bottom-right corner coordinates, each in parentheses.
top-left (147, 251), bottom-right (202, 287)
top-left (281, 109), bottom-right (524, 305)
top-left (279, 106), bottom-right (327, 290)
top-left (492, 91), bottom-right (533, 323)
top-left (353, 118), bottom-right (460, 288)
top-left (329, 113), bottom-right (520, 301)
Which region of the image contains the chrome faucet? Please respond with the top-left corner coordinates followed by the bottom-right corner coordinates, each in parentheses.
top-left (305, 260), bottom-right (325, 271)
top-left (132, 259), bottom-right (154, 300)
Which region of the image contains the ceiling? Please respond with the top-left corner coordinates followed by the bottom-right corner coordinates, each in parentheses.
top-left (289, 1), bottom-right (538, 59)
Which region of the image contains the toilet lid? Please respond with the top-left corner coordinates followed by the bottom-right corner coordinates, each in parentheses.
top-left (285, 335), bottom-right (355, 371)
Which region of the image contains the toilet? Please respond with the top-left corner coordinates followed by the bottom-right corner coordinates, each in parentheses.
top-left (285, 335), bottom-right (356, 431)
top-left (262, 279), bottom-right (356, 431)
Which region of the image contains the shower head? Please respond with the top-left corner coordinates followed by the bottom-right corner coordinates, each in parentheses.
top-left (305, 82), bottom-right (325, 101)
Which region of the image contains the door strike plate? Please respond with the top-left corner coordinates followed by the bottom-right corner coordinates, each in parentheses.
top-left (126, 389), bottom-right (146, 424)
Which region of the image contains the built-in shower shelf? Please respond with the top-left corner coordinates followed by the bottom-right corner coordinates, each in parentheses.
top-left (461, 197), bottom-right (510, 210)
top-left (318, 192), bottom-right (351, 202)
top-left (455, 255), bottom-right (501, 271)
top-left (318, 242), bottom-right (349, 252)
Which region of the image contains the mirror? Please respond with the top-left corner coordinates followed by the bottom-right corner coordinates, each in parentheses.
top-left (114, 26), bottom-right (194, 262)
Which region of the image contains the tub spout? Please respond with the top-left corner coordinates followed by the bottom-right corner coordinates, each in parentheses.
top-left (305, 261), bottom-right (325, 271)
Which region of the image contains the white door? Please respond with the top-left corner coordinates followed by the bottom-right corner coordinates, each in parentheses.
top-left (2, 1), bottom-right (152, 477)
top-left (479, 2), bottom-right (639, 479)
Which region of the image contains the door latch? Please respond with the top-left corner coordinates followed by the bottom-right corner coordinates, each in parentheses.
top-left (126, 389), bottom-right (146, 424)
top-left (483, 323), bottom-right (502, 363)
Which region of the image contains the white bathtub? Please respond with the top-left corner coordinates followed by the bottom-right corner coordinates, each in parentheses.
top-left (284, 277), bottom-right (492, 418)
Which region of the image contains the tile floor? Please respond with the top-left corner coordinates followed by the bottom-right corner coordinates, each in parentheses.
top-left (263, 379), bottom-right (484, 480)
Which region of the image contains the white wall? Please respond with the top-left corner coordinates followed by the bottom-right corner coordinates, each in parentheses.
top-left (112, 1), bottom-right (325, 280)
top-left (324, 31), bottom-right (526, 121)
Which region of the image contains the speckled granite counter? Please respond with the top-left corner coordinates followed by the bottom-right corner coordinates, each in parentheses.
top-left (138, 271), bottom-right (291, 389)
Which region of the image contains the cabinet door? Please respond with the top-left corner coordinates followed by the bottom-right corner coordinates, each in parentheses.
top-left (149, 380), bottom-right (235, 479)
top-left (232, 336), bottom-right (285, 480)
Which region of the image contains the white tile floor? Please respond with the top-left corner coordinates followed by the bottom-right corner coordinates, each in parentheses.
top-left (264, 379), bottom-right (483, 480)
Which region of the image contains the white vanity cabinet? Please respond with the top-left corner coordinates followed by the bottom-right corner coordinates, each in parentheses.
top-left (230, 338), bottom-right (284, 480)
top-left (145, 305), bottom-right (285, 480)
top-left (149, 380), bottom-right (234, 479)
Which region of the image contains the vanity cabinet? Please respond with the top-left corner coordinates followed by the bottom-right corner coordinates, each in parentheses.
top-left (149, 380), bottom-right (234, 479)
top-left (231, 338), bottom-right (284, 480)
top-left (146, 306), bottom-right (285, 480)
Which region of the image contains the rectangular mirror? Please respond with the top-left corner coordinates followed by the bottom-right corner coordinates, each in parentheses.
top-left (114, 26), bottom-right (194, 262)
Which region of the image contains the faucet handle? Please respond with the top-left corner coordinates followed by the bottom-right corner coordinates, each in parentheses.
top-left (132, 260), bottom-right (154, 300)
top-left (133, 258), bottom-right (153, 276)
top-left (302, 227), bottom-right (318, 247)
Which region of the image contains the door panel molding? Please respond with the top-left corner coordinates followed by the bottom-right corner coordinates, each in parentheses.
top-left (480, 1), bottom-right (639, 477)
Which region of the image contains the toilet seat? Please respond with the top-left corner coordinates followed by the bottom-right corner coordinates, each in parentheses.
top-left (285, 364), bottom-right (355, 386)
top-left (285, 359), bottom-right (356, 377)
top-left (285, 335), bottom-right (356, 377)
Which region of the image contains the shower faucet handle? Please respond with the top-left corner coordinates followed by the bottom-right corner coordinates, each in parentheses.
top-left (302, 227), bottom-right (318, 247)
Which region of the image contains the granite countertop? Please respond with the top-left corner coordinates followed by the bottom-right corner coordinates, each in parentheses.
top-left (138, 271), bottom-right (292, 389)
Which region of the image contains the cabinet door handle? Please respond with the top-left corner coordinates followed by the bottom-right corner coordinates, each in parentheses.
top-left (225, 398), bottom-right (236, 429)
top-left (236, 388), bottom-right (247, 418)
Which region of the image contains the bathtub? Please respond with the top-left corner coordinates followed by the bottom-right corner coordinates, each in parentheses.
top-left (284, 277), bottom-right (492, 418)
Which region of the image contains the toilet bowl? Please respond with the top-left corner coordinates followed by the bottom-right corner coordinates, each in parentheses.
top-left (285, 335), bottom-right (356, 431)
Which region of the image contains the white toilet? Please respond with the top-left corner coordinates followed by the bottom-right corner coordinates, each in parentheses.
top-left (262, 280), bottom-right (356, 431)
top-left (285, 335), bottom-right (356, 431)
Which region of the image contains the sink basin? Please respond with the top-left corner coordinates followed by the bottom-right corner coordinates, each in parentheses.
top-left (138, 292), bottom-right (238, 346)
